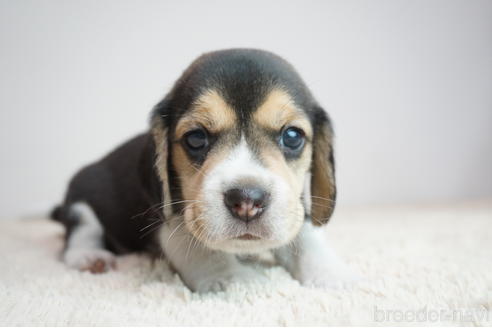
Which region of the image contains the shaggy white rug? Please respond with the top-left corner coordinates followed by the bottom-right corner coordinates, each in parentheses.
top-left (1, 202), bottom-right (491, 326)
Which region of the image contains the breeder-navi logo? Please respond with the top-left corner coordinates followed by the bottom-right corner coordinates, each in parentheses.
top-left (373, 305), bottom-right (490, 324)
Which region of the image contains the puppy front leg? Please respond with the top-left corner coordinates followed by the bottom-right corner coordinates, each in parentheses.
top-left (159, 221), bottom-right (262, 293)
top-left (275, 221), bottom-right (359, 288)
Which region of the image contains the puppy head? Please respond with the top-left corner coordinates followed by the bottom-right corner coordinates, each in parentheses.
top-left (151, 49), bottom-right (336, 253)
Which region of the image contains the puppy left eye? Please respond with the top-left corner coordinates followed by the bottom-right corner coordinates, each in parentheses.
top-left (281, 127), bottom-right (305, 150)
top-left (184, 129), bottom-right (208, 150)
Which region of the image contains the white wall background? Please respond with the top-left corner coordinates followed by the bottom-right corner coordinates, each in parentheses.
top-left (1, 0), bottom-right (491, 219)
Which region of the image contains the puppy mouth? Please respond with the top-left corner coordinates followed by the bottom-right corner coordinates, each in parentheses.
top-left (235, 233), bottom-right (261, 241)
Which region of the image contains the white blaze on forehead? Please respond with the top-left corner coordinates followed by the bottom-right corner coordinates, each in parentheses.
top-left (207, 137), bottom-right (270, 187)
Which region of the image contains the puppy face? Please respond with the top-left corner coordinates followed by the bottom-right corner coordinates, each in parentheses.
top-left (152, 49), bottom-right (336, 253)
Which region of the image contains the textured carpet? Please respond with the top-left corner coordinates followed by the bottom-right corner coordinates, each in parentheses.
top-left (1, 202), bottom-right (491, 326)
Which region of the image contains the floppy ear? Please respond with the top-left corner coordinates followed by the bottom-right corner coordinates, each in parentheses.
top-left (150, 100), bottom-right (172, 218)
top-left (310, 107), bottom-right (337, 226)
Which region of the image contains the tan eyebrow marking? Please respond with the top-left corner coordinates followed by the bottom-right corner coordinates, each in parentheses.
top-left (175, 89), bottom-right (236, 139)
top-left (253, 89), bottom-right (313, 138)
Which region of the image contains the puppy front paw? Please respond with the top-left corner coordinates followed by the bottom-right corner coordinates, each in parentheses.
top-left (296, 261), bottom-right (360, 289)
top-left (63, 248), bottom-right (116, 274)
top-left (191, 266), bottom-right (266, 293)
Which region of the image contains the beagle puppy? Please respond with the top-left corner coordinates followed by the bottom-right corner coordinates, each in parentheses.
top-left (52, 49), bottom-right (354, 292)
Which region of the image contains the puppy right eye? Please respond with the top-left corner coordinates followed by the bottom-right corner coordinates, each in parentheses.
top-left (184, 129), bottom-right (208, 150)
top-left (281, 127), bottom-right (304, 150)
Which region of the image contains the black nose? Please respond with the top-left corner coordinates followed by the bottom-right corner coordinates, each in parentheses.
top-left (224, 187), bottom-right (270, 222)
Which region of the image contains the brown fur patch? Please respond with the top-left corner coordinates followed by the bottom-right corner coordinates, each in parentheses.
top-left (171, 137), bottom-right (232, 239)
top-left (170, 89), bottom-right (238, 240)
top-left (253, 89), bottom-right (312, 138)
top-left (260, 144), bottom-right (311, 232)
top-left (259, 142), bottom-right (312, 195)
top-left (311, 124), bottom-right (336, 226)
top-left (175, 89), bottom-right (236, 139)
top-left (150, 117), bottom-right (172, 218)
top-left (252, 89), bottom-right (316, 232)
top-left (258, 136), bottom-right (313, 237)
top-left (253, 89), bottom-right (336, 226)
